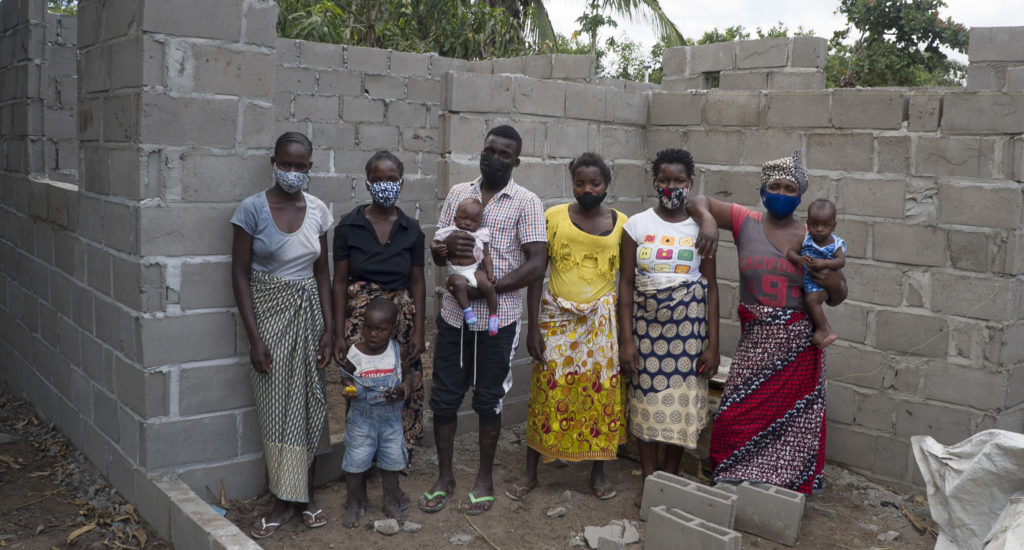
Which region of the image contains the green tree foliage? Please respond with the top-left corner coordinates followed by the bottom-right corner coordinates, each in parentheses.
top-left (47, 0), bottom-right (77, 14)
top-left (277, 0), bottom-right (533, 59)
top-left (603, 33), bottom-right (674, 83)
top-left (522, 0), bottom-right (685, 51)
top-left (827, 0), bottom-right (968, 87)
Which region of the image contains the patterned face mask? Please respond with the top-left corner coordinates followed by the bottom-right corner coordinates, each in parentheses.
top-left (274, 165), bottom-right (309, 194)
top-left (368, 180), bottom-right (402, 207)
top-left (656, 185), bottom-right (688, 209)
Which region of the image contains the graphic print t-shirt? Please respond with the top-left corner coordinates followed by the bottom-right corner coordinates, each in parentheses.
top-left (623, 208), bottom-right (702, 284)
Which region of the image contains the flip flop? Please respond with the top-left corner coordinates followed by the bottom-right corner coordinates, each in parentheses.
top-left (505, 482), bottom-right (535, 501)
top-left (302, 508), bottom-right (327, 528)
top-left (592, 484), bottom-right (617, 500)
top-left (419, 489), bottom-right (451, 513)
top-left (251, 516), bottom-right (286, 539)
top-left (461, 492), bottom-right (495, 516)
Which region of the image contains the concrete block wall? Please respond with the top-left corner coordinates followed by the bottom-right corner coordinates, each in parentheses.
top-left (649, 79), bottom-right (1024, 486)
top-left (661, 37), bottom-right (827, 92)
top-left (41, 11), bottom-right (77, 182)
top-left (967, 27), bottom-right (1024, 91)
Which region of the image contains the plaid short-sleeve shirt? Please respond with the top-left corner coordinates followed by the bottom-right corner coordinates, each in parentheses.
top-left (438, 177), bottom-right (546, 330)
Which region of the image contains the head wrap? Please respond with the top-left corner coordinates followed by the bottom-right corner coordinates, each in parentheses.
top-left (760, 150), bottom-right (807, 194)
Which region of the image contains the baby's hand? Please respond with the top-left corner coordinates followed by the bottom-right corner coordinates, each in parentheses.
top-left (803, 256), bottom-right (819, 269)
top-left (389, 381), bottom-right (411, 402)
top-left (487, 272), bottom-right (497, 285)
top-left (435, 241), bottom-right (448, 256)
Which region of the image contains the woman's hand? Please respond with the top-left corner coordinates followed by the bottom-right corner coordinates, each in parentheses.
top-left (526, 325), bottom-right (545, 363)
top-left (250, 340), bottom-right (272, 374)
top-left (695, 216), bottom-right (720, 259)
top-left (618, 340), bottom-right (641, 375)
top-left (316, 332), bottom-right (332, 369)
top-left (333, 335), bottom-right (351, 368)
top-left (403, 331), bottom-right (426, 368)
top-left (696, 347), bottom-right (720, 380)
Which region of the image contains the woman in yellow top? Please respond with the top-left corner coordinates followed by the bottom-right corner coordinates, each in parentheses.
top-left (506, 153), bottom-right (627, 501)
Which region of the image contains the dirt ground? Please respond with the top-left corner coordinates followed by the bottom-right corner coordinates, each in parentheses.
top-left (228, 421), bottom-right (939, 550)
top-left (0, 384), bottom-right (171, 550)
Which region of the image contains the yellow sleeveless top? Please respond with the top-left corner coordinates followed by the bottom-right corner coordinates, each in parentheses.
top-left (546, 203), bottom-right (627, 304)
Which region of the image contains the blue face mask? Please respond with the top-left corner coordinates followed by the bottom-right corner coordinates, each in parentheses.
top-left (274, 166), bottom-right (309, 194)
top-left (368, 180), bottom-right (402, 207)
top-left (760, 187), bottom-right (801, 218)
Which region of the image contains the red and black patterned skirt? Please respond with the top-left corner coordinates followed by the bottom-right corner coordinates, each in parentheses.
top-left (709, 302), bottom-right (826, 494)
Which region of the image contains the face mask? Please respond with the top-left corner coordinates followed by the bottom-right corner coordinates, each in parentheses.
top-left (656, 186), bottom-right (688, 209)
top-left (760, 187), bottom-right (801, 218)
top-left (480, 153), bottom-right (513, 185)
top-left (274, 165), bottom-right (309, 194)
top-left (576, 192), bottom-right (607, 210)
top-left (368, 180), bottom-right (402, 207)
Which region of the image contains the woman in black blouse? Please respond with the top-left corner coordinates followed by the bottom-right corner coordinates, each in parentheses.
top-left (332, 151), bottom-right (426, 477)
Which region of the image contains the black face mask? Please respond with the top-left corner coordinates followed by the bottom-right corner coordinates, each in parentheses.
top-left (576, 192), bottom-right (607, 210)
top-left (480, 153), bottom-right (513, 185)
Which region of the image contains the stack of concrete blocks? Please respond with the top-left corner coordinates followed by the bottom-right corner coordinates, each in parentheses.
top-left (661, 36), bottom-right (827, 91)
top-left (0, 0), bottom-right (47, 175)
top-left (641, 472), bottom-right (807, 548)
top-left (41, 11), bottom-right (77, 183)
top-left (438, 68), bottom-right (651, 424)
top-left (966, 27), bottom-right (1024, 91)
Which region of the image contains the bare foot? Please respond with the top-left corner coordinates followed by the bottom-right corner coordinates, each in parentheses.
top-left (384, 499), bottom-right (408, 521)
top-left (812, 329), bottom-right (838, 349)
top-left (341, 501), bottom-right (361, 529)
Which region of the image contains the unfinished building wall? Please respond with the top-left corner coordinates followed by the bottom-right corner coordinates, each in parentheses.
top-left (657, 35), bottom-right (1024, 487)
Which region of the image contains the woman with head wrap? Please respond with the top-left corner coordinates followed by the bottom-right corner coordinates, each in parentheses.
top-left (687, 151), bottom-right (847, 494)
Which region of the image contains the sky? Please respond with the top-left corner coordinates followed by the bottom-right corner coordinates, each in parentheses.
top-left (544, 0), bottom-right (1014, 66)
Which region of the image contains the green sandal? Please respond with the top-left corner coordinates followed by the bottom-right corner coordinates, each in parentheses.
top-left (461, 492), bottom-right (495, 516)
top-left (419, 489), bottom-right (451, 513)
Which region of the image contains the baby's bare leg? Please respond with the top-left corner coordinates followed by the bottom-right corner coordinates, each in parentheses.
top-left (447, 274), bottom-right (471, 310)
top-left (805, 290), bottom-right (838, 349)
top-left (474, 270), bottom-right (498, 317)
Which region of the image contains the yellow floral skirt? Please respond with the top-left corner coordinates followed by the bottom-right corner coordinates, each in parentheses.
top-left (525, 291), bottom-right (626, 461)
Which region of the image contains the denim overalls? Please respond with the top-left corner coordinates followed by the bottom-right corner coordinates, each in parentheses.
top-left (340, 341), bottom-right (407, 473)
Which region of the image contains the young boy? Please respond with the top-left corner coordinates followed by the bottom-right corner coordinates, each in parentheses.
top-left (433, 197), bottom-right (500, 335)
top-left (339, 298), bottom-right (412, 528)
top-left (787, 199), bottom-right (846, 349)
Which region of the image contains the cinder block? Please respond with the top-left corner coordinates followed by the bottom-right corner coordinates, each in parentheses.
top-left (932, 271), bottom-right (1021, 322)
top-left (140, 203), bottom-right (237, 256)
top-left (389, 51), bottom-right (430, 77)
top-left (141, 0), bottom-right (242, 41)
top-left (835, 176), bottom-right (904, 218)
top-left (662, 47), bottom-right (687, 76)
top-left (405, 77), bottom-right (440, 104)
top-left (442, 72), bottom-right (512, 113)
top-left (178, 261), bottom-right (233, 310)
top-left (191, 44), bottom-right (273, 97)
top-left (805, 133), bottom-right (873, 172)
top-left (942, 92), bottom-right (1024, 134)
top-left (139, 94), bottom-right (238, 148)
top-left (922, 361), bottom-right (1009, 409)
top-left (242, 0), bottom-right (277, 47)
top-left (294, 94), bottom-right (340, 121)
top-left (115, 358), bottom-right (168, 419)
top-left (765, 92), bottom-right (829, 128)
top-left (365, 74), bottom-right (405, 100)
top-left (611, 89), bottom-right (648, 124)
top-left (842, 260), bottom-right (903, 306)
top-left (358, 124), bottom-right (400, 150)
top-left (647, 506), bottom-right (741, 550)
top-left (914, 136), bottom-right (987, 178)
top-left (387, 101), bottom-right (427, 127)
top-left (142, 413), bottom-right (239, 470)
top-left (661, 74), bottom-right (708, 91)
top-left (565, 82), bottom-right (610, 121)
top-left (1006, 67), bottom-right (1024, 91)
top-left (875, 309), bottom-right (948, 357)
top-left (719, 71), bottom-right (769, 91)
top-left (716, 481), bottom-right (805, 546)
top-left (547, 121), bottom-right (593, 159)
top-left (736, 38), bottom-right (788, 69)
top-left (346, 45), bottom-right (388, 73)
top-left (874, 222), bottom-right (947, 266)
top-left (876, 135), bottom-right (911, 174)
top-left (831, 90), bottom-right (905, 129)
top-left (966, 63), bottom-right (1005, 91)
top-left (429, 55), bottom-right (468, 78)
top-left (275, 66), bottom-right (315, 94)
top-left (179, 456), bottom-right (267, 503)
top-left (967, 27), bottom-right (1024, 62)
top-left (512, 160), bottom-right (564, 199)
top-left (551, 54), bottom-right (595, 79)
top-left (895, 400), bottom-right (977, 445)
top-left (180, 153), bottom-right (266, 202)
top-left (825, 422), bottom-right (876, 471)
top-left (789, 37), bottom-right (827, 68)
top-left (600, 125), bottom-right (643, 160)
top-left (521, 54), bottom-right (552, 79)
top-left (854, 390), bottom-right (899, 432)
top-left (139, 312), bottom-right (237, 367)
top-left (703, 91), bottom-right (760, 126)
top-left (512, 77), bottom-right (565, 117)
top-left (316, 69), bottom-right (362, 97)
top-left (240, 101), bottom-right (273, 148)
top-left (938, 180), bottom-right (1023, 229)
top-left (768, 70), bottom-right (825, 91)
top-left (179, 362), bottom-right (254, 416)
top-left (650, 91), bottom-right (702, 126)
top-left (690, 42), bottom-right (735, 73)
top-left (640, 471), bottom-right (736, 527)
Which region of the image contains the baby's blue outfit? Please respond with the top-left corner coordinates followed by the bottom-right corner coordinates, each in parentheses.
top-left (801, 233), bottom-right (846, 294)
top-left (341, 341), bottom-right (407, 473)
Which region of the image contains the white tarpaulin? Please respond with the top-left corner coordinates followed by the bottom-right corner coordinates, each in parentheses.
top-left (912, 430), bottom-right (1024, 550)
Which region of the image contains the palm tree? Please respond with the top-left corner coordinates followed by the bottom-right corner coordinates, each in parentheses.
top-left (495, 0), bottom-right (685, 49)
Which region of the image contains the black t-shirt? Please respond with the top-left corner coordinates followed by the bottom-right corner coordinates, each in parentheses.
top-left (333, 205), bottom-right (425, 290)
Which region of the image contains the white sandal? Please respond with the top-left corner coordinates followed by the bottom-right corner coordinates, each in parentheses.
top-left (251, 517), bottom-right (284, 539)
top-left (302, 508), bottom-right (327, 528)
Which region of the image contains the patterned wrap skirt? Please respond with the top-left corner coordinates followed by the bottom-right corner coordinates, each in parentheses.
top-left (628, 278), bottom-right (709, 448)
top-left (344, 281), bottom-right (425, 451)
top-left (526, 291), bottom-right (626, 461)
top-left (250, 270), bottom-right (331, 503)
top-left (709, 302), bottom-right (826, 494)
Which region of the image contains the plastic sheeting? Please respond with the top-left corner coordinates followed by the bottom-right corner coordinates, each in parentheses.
top-left (912, 430), bottom-right (1024, 550)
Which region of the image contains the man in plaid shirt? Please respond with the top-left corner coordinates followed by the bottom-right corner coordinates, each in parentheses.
top-left (420, 125), bottom-right (547, 515)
